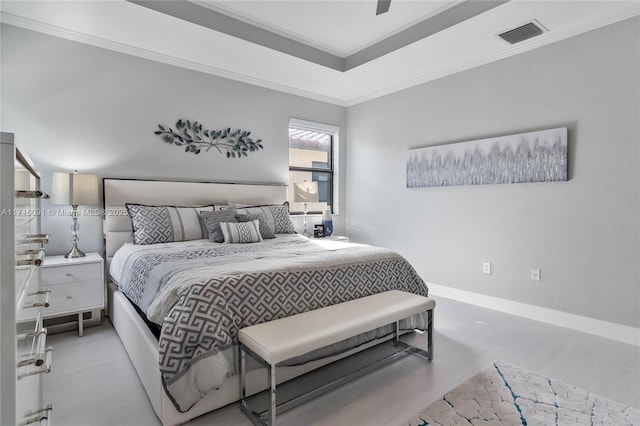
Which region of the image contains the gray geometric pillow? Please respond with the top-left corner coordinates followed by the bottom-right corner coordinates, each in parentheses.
top-left (219, 220), bottom-right (263, 244)
top-left (269, 203), bottom-right (295, 234)
top-left (126, 204), bottom-right (213, 245)
top-left (200, 208), bottom-right (237, 243)
top-left (237, 213), bottom-right (275, 239)
top-left (235, 202), bottom-right (295, 234)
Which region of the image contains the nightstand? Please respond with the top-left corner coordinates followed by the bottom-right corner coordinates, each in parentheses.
top-left (41, 253), bottom-right (104, 336)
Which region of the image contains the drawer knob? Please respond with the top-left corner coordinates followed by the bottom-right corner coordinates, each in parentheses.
top-left (65, 273), bottom-right (72, 277)
top-left (66, 296), bottom-right (72, 300)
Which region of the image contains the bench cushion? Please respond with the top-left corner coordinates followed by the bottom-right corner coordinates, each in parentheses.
top-left (238, 290), bottom-right (435, 365)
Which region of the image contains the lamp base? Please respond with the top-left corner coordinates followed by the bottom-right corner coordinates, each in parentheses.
top-left (302, 204), bottom-right (309, 236)
top-left (65, 245), bottom-right (86, 258)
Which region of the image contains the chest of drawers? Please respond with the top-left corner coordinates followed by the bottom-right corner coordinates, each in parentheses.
top-left (2, 132), bottom-right (54, 425)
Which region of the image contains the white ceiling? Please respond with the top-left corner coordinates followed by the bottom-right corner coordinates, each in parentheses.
top-left (198, 0), bottom-right (456, 57)
top-left (1, 1), bottom-right (638, 106)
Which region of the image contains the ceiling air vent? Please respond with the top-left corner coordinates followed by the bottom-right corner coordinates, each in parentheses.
top-left (499, 21), bottom-right (545, 44)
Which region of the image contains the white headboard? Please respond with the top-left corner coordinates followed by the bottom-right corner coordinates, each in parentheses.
top-left (103, 178), bottom-right (288, 265)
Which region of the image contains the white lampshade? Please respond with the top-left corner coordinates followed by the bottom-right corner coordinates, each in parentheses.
top-left (293, 181), bottom-right (319, 203)
top-left (51, 172), bottom-right (99, 206)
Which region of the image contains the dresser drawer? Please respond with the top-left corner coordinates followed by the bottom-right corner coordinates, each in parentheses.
top-left (44, 280), bottom-right (103, 317)
top-left (42, 262), bottom-right (101, 285)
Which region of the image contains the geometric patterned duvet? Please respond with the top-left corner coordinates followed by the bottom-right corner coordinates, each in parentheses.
top-left (109, 234), bottom-right (429, 412)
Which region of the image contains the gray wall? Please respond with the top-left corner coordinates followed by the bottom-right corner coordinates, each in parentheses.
top-left (1, 25), bottom-right (346, 256)
top-left (345, 18), bottom-right (639, 328)
top-left (2, 19), bottom-right (638, 328)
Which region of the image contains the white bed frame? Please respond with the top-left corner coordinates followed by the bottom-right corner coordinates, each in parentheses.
top-left (103, 178), bottom-right (393, 426)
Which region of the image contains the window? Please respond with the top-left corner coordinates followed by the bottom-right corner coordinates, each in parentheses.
top-left (288, 119), bottom-right (338, 214)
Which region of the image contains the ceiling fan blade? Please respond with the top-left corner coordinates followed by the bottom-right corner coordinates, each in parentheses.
top-left (376, 0), bottom-right (391, 15)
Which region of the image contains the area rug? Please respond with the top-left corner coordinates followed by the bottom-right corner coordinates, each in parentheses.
top-left (405, 361), bottom-right (639, 425)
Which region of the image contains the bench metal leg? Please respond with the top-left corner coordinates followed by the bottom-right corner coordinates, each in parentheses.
top-left (239, 342), bottom-right (278, 426)
top-left (240, 344), bottom-right (265, 425)
top-left (240, 344), bottom-right (247, 403)
top-left (268, 363), bottom-right (276, 426)
top-left (427, 308), bottom-right (434, 360)
top-left (392, 309), bottom-right (434, 361)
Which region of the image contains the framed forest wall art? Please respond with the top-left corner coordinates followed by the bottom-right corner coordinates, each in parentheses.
top-left (406, 127), bottom-right (568, 188)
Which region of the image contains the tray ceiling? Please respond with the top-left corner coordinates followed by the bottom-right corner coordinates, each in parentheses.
top-left (1, 1), bottom-right (638, 106)
top-left (197, 0), bottom-right (457, 57)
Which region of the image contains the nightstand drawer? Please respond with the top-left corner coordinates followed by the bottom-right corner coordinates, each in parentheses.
top-left (44, 280), bottom-right (103, 317)
top-left (42, 262), bottom-right (101, 285)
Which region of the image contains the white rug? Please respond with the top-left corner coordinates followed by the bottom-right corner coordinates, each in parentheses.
top-left (406, 361), bottom-right (639, 426)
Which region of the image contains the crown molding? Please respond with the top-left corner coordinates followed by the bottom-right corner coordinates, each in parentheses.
top-left (2, 2), bottom-right (638, 108)
top-left (345, 3), bottom-right (640, 106)
top-left (0, 11), bottom-right (348, 107)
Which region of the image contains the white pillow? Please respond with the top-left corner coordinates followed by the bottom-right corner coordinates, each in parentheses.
top-left (219, 220), bottom-right (263, 244)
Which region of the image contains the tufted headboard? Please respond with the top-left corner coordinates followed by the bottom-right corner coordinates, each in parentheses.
top-left (103, 178), bottom-right (288, 267)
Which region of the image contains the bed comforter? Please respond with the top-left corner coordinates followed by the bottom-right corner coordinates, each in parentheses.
top-left (109, 234), bottom-right (428, 412)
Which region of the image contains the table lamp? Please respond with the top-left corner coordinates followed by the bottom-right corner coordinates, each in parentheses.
top-left (51, 171), bottom-right (98, 258)
top-left (293, 181), bottom-right (319, 236)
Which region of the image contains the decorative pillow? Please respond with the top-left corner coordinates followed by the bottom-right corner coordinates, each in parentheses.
top-left (219, 220), bottom-right (263, 244)
top-left (237, 213), bottom-right (275, 239)
top-left (126, 204), bottom-right (213, 245)
top-left (200, 208), bottom-right (237, 243)
top-left (235, 202), bottom-right (295, 234)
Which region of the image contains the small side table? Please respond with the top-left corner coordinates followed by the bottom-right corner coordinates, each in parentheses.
top-left (41, 253), bottom-right (104, 336)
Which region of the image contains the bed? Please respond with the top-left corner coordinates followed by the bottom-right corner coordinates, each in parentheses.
top-left (103, 178), bottom-right (429, 425)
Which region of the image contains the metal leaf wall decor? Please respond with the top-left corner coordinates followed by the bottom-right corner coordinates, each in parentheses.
top-left (154, 119), bottom-right (264, 159)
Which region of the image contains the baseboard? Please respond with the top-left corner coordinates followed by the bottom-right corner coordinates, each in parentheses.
top-left (428, 283), bottom-right (640, 347)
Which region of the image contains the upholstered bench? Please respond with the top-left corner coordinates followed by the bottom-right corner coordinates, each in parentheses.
top-left (238, 290), bottom-right (436, 426)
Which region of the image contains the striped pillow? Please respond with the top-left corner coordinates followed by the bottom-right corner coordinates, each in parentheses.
top-left (219, 220), bottom-right (263, 244)
top-left (237, 213), bottom-right (275, 239)
top-left (126, 204), bottom-right (213, 245)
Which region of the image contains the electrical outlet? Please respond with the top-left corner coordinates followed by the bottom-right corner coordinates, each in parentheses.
top-left (482, 262), bottom-right (491, 274)
top-left (531, 268), bottom-right (541, 281)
